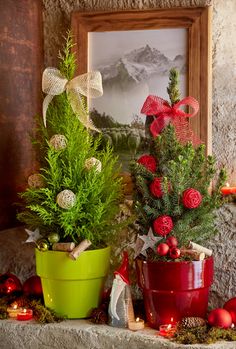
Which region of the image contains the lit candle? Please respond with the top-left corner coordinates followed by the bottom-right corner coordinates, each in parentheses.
top-left (128, 317), bottom-right (145, 331)
top-left (17, 308), bottom-right (33, 321)
top-left (221, 183), bottom-right (236, 195)
top-left (7, 303), bottom-right (23, 319)
top-left (159, 324), bottom-right (177, 337)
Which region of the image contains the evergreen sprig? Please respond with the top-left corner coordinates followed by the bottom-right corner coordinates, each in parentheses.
top-left (130, 68), bottom-right (227, 258)
top-left (17, 33), bottom-right (123, 248)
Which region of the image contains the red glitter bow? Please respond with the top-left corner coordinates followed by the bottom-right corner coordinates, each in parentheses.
top-left (141, 95), bottom-right (201, 146)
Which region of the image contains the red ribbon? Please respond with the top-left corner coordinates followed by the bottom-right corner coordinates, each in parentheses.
top-left (141, 95), bottom-right (201, 146)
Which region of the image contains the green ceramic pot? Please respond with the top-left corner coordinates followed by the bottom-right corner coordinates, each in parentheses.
top-left (35, 246), bottom-right (111, 318)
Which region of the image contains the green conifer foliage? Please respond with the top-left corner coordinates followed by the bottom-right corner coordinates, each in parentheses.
top-left (18, 34), bottom-right (122, 248)
top-left (130, 69), bottom-right (227, 257)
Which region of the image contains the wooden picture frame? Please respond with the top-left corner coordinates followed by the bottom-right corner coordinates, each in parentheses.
top-left (71, 7), bottom-right (212, 154)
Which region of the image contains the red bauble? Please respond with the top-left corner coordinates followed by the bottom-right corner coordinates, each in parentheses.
top-left (208, 308), bottom-right (232, 329)
top-left (153, 215), bottom-right (173, 236)
top-left (0, 273), bottom-right (22, 295)
top-left (137, 155), bottom-right (157, 173)
top-left (157, 243), bottom-right (169, 256)
top-left (23, 275), bottom-right (43, 298)
top-left (182, 188), bottom-right (202, 209)
top-left (224, 297), bottom-right (236, 324)
top-left (166, 236), bottom-right (178, 248)
top-left (150, 177), bottom-right (163, 198)
top-left (169, 247), bottom-right (181, 259)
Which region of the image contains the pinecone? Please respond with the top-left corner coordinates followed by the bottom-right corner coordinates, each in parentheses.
top-left (90, 307), bottom-right (108, 324)
top-left (180, 316), bottom-right (206, 329)
top-left (11, 296), bottom-right (29, 308)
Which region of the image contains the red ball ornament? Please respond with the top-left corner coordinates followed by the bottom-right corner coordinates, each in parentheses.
top-left (182, 188), bottom-right (202, 209)
top-left (166, 236), bottom-right (178, 248)
top-left (137, 155), bottom-right (157, 173)
top-left (150, 177), bottom-right (163, 198)
top-left (23, 275), bottom-right (43, 298)
top-left (157, 243), bottom-right (169, 256)
top-left (169, 247), bottom-right (181, 259)
top-left (153, 215), bottom-right (173, 236)
top-left (0, 273), bottom-right (22, 295)
top-left (208, 308), bottom-right (232, 329)
top-left (224, 297), bottom-right (236, 324)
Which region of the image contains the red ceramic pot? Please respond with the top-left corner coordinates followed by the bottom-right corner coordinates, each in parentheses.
top-left (136, 257), bottom-right (214, 329)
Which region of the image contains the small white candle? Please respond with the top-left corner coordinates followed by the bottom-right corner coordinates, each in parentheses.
top-left (7, 304), bottom-right (23, 319)
top-left (128, 317), bottom-right (145, 331)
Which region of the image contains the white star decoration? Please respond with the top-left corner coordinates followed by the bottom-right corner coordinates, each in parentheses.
top-left (24, 228), bottom-right (42, 243)
top-left (135, 228), bottom-right (162, 258)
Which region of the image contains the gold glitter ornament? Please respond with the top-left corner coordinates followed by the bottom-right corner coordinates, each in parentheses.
top-left (48, 233), bottom-right (60, 244)
top-left (56, 189), bottom-right (76, 209)
top-left (37, 239), bottom-right (49, 252)
top-left (85, 157), bottom-right (102, 173)
top-left (49, 134), bottom-right (67, 150)
top-left (28, 173), bottom-right (45, 189)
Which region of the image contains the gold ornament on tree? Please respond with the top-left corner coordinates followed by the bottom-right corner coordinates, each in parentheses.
top-left (28, 173), bottom-right (45, 189)
top-left (37, 239), bottom-right (50, 252)
top-left (49, 134), bottom-right (67, 150)
top-left (85, 157), bottom-right (102, 173)
top-left (56, 189), bottom-right (76, 209)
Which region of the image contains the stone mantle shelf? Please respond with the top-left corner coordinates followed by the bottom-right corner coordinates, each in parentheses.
top-left (0, 319), bottom-right (236, 349)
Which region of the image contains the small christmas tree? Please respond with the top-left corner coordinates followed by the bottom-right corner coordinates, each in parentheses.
top-left (17, 34), bottom-right (122, 249)
top-left (130, 69), bottom-right (226, 261)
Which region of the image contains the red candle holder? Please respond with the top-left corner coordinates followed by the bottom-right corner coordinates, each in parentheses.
top-left (221, 183), bottom-right (236, 195)
top-left (17, 308), bottom-right (33, 321)
top-left (158, 324), bottom-right (176, 338)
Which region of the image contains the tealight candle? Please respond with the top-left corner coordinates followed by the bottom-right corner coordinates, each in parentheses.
top-left (159, 324), bottom-right (176, 337)
top-left (221, 183), bottom-right (236, 195)
top-left (7, 304), bottom-right (23, 319)
top-left (128, 317), bottom-right (145, 331)
top-left (17, 308), bottom-right (33, 321)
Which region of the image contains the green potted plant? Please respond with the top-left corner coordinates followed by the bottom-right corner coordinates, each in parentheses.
top-left (130, 69), bottom-right (227, 328)
top-left (17, 34), bottom-right (122, 319)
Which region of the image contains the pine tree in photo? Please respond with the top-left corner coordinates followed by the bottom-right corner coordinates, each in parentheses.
top-left (17, 34), bottom-right (123, 249)
top-left (130, 68), bottom-right (227, 261)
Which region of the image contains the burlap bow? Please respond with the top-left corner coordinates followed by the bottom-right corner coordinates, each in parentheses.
top-left (42, 68), bottom-right (103, 131)
top-left (141, 95), bottom-right (201, 146)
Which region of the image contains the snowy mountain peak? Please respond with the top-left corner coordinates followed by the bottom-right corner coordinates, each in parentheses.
top-left (100, 45), bottom-right (186, 87)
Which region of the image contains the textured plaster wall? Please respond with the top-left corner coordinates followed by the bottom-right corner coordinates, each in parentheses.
top-left (8, 0), bottom-right (232, 306)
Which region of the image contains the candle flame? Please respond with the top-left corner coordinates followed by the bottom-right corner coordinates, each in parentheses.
top-left (13, 304), bottom-right (17, 310)
top-left (226, 183), bottom-right (230, 187)
top-left (167, 324), bottom-right (172, 329)
top-left (23, 309), bottom-right (27, 313)
top-left (170, 317), bottom-right (174, 323)
top-left (136, 317), bottom-right (140, 322)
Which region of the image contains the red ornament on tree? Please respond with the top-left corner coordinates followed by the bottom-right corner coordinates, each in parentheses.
top-left (150, 177), bottom-right (163, 198)
top-left (137, 155), bottom-right (157, 173)
top-left (208, 308), bottom-right (232, 329)
top-left (169, 247), bottom-right (181, 259)
top-left (182, 188), bottom-right (202, 209)
top-left (224, 297), bottom-right (236, 324)
top-left (157, 243), bottom-right (169, 256)
top-left (166, 236), bottom-right (178, 248)
top-left (0, 273), bottom-right (22, 295)
top-left (153, 215), bottom-right (173, 236)
top-left (23, 275), bottom-right (43, 298)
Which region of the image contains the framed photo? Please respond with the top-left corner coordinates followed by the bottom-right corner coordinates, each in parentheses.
top-left (72, 8), bottom-right (212, 168)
